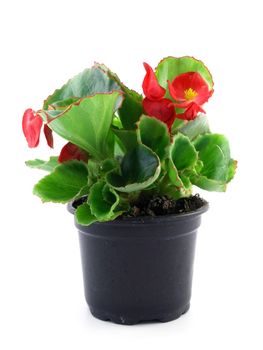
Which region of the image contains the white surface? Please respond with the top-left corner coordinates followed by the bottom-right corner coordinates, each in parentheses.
top-left (0, 0), bottom-right (262, 349)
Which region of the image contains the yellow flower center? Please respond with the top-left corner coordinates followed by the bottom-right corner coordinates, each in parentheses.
top-left (184, 88), bottom-right (198, 101)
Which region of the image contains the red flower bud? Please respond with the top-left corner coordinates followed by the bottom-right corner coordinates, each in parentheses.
top-left (58, 142), bottom-right (89, 163)
top-left (22, 109), bottom-right (43, 148)
top-left (142, 62), bottom-right (165, 100)
top-left (43, 124), bottom-right (54, 148)
top-left (143, 98), bottom-right (176, 130)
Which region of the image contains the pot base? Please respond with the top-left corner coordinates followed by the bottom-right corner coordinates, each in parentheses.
top-left (89, 303), bottom-right (190, 325)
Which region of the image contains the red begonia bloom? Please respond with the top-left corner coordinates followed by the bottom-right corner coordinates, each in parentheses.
top-left (142, 62), bottom-right (165, 100)
top-left (22, 108), bottom-right (43, 148)
top-left (43, 124), bottom-right (54, 148)
top-left (168, 72), bottom-right (213, 107)
top-left (58, 142), bottom-right (89, 163)
top-left (143, 98), bottom-right (176, 130)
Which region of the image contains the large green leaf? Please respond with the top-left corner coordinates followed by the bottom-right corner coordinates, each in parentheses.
top-left (33, 161), bottom-right (88, 203)
top-left (107, 144), bottom-right (161, 193)
top-left (25, 157), bottom-right (58, 172)
top-left (171, 133), bottom-right (198, 171)
top-left (88, 181), bottom-right (121, 221)
top-left (155, 56), bottom-right (214, 93)
top-left (193, 133), bottom-right (234, 182)
top-left (179, 114), bottom-right (210, 140)
top-left (48, 92), bottom-right (122, 160)
top-left (137, 115), bottom-right (170, 160)
top-left (43, 67), bottom-right (120, 110)
top-left (95, 63), bottom-right (143, 129)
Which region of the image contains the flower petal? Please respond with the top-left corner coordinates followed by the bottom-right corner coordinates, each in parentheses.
top-left (22, 108), bottom-right (43, 148)
top-left (142, 98), bottom-right (176, 130)
top-left (177, 102), bottom-right (205, 121)
top-left (142, 62), bottom-right (165, 100)
top-left (43, 124), bottom-right (54, 148)
top-left (58, 142), bottom-right (89, 163)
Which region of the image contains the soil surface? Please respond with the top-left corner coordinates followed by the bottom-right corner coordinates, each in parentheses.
top-left (72, 194), bottom-right (207, 218)
top-left (123, 194), bottom-right (207, 218)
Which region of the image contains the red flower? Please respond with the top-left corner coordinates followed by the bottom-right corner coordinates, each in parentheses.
top-left (143, 98), bottom-right (176, 130)
top-left (168, 72), bottom-right (213, 107)
top-left (22, 109), bottom-right (43, 148)
top-left (22, 108), bottom-right (54, 148)
top-left (167, 72), bottom-right (213, 121)
top-left (58, 142), bottom-right (89, 163)
top-left (142, 62), bottom-right (165, 100)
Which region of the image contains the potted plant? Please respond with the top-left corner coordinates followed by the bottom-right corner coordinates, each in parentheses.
top-left (22, 56), bottom-right (237, 325)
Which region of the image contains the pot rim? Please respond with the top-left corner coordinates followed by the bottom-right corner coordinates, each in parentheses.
top-left (67, 196), bottom-right (209, 227)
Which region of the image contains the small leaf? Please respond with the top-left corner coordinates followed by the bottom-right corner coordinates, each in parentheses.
top-left (179, 114), bottom-right (210, 140)
top-left (49, 92), bottom-right (123, 160)
top-left (88, 181), bottom-right (121, 221)
top-left (171, 133), bottom-right (198, 170)
top-left (75, 202), bottom-right (97, 225)
top-left (25, 157), bottom-right (58, 172)
top-left (166, 159), bottom-right (184, 188)
top-left (107, 144), bottom-right (161, 193)
top-left (33, 160), bottom-right (88, 203)
top-left (137, 115), bottom-right (170, 160)
top-left (171, 119), bottom-right (185, 134)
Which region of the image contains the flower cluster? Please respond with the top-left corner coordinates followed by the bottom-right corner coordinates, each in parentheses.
top-left (142, 62), bottom-right (213, 129)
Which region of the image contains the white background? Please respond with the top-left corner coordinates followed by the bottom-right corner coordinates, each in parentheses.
top-left (0, 0), bottom-right (262, 349)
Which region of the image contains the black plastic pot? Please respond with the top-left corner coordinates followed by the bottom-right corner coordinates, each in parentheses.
top-left (68, 200), bottom-right (208, 325)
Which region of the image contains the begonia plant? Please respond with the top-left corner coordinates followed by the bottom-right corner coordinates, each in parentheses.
top-left (23, 56), bottom-right (237, 225)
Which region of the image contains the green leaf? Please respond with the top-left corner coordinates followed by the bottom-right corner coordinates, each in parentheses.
top-left (190, 174), bottom-right (227, 192)
top-left (193, 133), bottom-right (234, 182)
top-left (49, 92), bottom-right (123, 160)
top-left (25, 157), bottom-right (58, 172)
top-left (33, 160), bottom-right (88, 203)
top-left (179, 114), bottom-right (210, 140)
top-left (88, 181), bottom-right (121, 221)
top-left (137, 115), bottom-right (170, 160)
top-left (118, 89), bottom-right (143, 129)
top-left (113, 128), bottom-right (138, 151)
top-left (171, 119), bottom-right (185, 134)
top-left (227, 159), bottom-right (238, 182)
top-left (156, 56), bottom-right (214, 94)
top-left (171, 133), bottom-right (198, 170)
top-left (75, 202), bottom-right (97, 225)
top-left (43, 67), bottom-right (120, 110)
top-left (107, 144), bottom-right (161, 193)
top-left (166, 159), bottom-right (185, 188)
top-left (95, 63), bottom-right (143, 129)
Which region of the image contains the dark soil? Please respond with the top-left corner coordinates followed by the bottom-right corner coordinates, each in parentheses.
top-left (72, 194), bottom-right (207, 218)
top-left (123, 194), bottom-right (207, 218)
